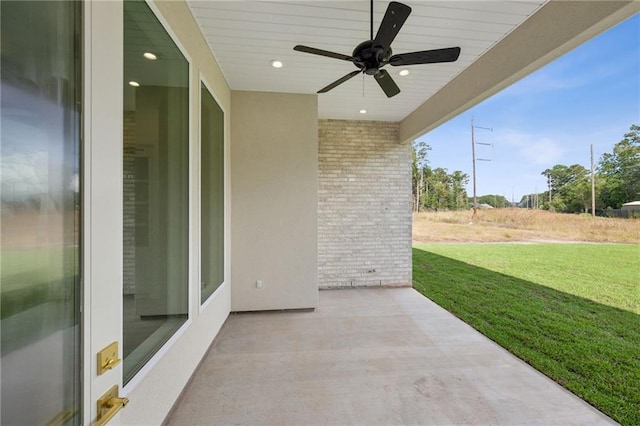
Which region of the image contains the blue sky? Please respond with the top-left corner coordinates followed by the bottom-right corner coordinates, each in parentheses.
top-left (416, 13), bottom-right (640, 202)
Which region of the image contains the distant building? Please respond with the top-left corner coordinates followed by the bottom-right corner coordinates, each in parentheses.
top-left (621, 201), bottom-right (640, 215)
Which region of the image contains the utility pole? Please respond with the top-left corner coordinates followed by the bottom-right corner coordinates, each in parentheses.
top-left (547, 175), bottom-right (553, 211)
top-left (418, 171), bottom-right (423, 212)
top-left (471, 116), bottom-right (492, 215)
top-left (591, 144), bottom-right (596, 217)
top-left (471, 117), bottom-right (477, 215)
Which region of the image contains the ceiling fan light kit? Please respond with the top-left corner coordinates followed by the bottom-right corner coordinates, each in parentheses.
top-left (294, 1), bottom-right (461, 98)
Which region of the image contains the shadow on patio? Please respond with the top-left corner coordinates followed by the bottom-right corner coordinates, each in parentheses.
top-left (166, 288), bottom-right (614, 425)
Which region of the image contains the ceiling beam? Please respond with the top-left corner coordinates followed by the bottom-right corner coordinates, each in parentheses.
top-left (399, 1), bottom-right (640, 144)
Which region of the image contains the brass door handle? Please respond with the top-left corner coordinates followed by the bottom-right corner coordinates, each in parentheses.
top-left (95, 386), bottom-right (129, 426)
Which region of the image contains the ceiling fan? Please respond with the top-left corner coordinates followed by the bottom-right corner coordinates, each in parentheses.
top-left (294, 0), bottom-right (461, 98)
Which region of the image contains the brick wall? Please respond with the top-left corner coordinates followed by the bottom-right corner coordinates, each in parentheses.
top-left (123, 111), bottom-right (136, 295)
top-left (318, 119), bottom-right (412, 288)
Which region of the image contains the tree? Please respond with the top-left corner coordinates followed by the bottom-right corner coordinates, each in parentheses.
top-left (412, 141), bottom-right (431, 211)
top-left (412, 141), bottom-right (469, 211)
top-left (597, 124), bottom-right (640, 208)
top-left (540, 164), bottom-right (589, 212)
top-left (450, 170), bottom-right (470, 210)
top-left (427, 167), bottom-right (450, 210)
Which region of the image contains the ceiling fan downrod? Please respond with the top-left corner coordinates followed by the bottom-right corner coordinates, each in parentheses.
top-left (370, 0), bottom-right (374, 41)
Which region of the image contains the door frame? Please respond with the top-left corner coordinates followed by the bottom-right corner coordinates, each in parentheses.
top-left (82, 1), bottom-right (124, 423)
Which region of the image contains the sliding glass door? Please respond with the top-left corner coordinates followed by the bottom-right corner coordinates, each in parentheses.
top-left (0, 1), bottom-right (82, 424)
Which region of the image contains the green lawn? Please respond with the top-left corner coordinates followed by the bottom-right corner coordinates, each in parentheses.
top-left (1, 247), bottom-right (78, 320)
top-left (413, 243), bottom-right (640, 426)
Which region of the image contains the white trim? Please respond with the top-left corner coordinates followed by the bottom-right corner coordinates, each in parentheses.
top-left (145, 0), bottom-right (192, 65)
top-left (84, 1), bottom-right (124, 422)
top-left (199, 74), bottom-right (229, 313)
top-left (187, 29), bottom-right (195, 326)
top-left (195, 75), bottom-right (202, 311)
top-left (201, 75), bottom-right (228, 118)
top-left (201, 282), bottom-right (229, 312)
top-left (122, 318), bottom-right (193, 394)
top-left (224, 84), bottom-right (231, 316)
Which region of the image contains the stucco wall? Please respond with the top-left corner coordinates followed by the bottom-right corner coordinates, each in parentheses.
top-left (231, 91), bottom-right (319, 311)
top-left (318, 119), bottom-right (412, 288)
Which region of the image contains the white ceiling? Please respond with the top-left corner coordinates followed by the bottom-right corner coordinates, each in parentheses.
top-left (187, 1), bottom-right (546, 121)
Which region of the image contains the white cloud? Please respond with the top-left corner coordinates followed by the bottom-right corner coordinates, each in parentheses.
top-left (496, 129), bottom-right (566, 166)
top-left (520, 138), bottom-right (565, 166)
top-left (493, 49), bottom-right (633, 100)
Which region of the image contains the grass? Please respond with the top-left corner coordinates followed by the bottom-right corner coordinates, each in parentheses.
top-left (1, 247), bottom-right (78, 319)
top-left (413, 208), bottom-right (640, 244)
top-left (413, 243), bottom-right (640, 425)
top-left (416, 243), bottom-right (640, 314)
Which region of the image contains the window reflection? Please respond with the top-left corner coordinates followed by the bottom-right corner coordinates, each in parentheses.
top-left (0, 1), bottom-right (81, 424)
top-left (123, 0), bottom-right (189, 383)
top-left (201, 84), bottom-right (224, 304)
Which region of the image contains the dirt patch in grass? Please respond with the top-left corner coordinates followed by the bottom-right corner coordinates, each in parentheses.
top-left (413, 208), bottom-right (640, 244)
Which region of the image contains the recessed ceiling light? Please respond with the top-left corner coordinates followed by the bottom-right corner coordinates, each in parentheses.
top-left (359, 109), bottom-right (367, 114)
top-left (270, 60), bottom-right (283, 69)
top-left (129, 81), bottom-right (140, 87)
top-left (399, 69), bottom-right (410, 76)
top-left (143, 52), bottom-right (158, 60)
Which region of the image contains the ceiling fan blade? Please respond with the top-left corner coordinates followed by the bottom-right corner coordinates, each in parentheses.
top-left (389, 47), bottom-right (461, 66)
top-left (373, 2), bottom-right (411, 53)
top-left (294, 45), bottom-right (353, 62)
top-left (318, 70), bottom-right (362, 93)
top-left (374, 69), bottom-right (400, 98)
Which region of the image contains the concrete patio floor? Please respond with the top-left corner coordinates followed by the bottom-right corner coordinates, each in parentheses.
top-left (166, 288), bottom-right (615, 425)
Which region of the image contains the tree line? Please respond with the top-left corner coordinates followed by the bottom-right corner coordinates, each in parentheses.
top-left (412, 141), bottom-right (470, 211)
top-left (413, 124), bottom-right (639, 213)
top-left (526, 124), bottom-right (639, 212)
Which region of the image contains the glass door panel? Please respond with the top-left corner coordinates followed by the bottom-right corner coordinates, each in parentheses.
top-left (0, 1), bottom-right (81, 424)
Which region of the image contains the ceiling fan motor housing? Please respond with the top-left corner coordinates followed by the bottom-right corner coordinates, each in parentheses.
top-left (353, 40), bottom-right (392, 75)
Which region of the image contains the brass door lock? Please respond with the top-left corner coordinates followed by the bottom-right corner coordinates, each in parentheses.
top-left (97, 342), bottom-right (121, 375)
top-left (96, 385), bottom-right (129, 426)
